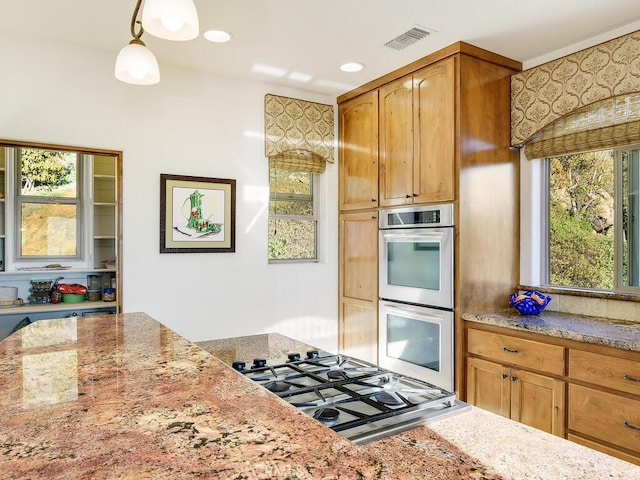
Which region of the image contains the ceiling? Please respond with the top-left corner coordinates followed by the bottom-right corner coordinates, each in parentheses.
top-left (4, 0), bottom-right (640, 97)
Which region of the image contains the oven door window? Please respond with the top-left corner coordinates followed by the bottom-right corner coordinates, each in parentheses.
top-left (386, 313), bottom-right (440, 372)
top-left (387, 240), bottom-right (440, 291)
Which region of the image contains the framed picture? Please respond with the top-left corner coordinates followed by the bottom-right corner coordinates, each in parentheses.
top-left (160, 174), bottom-right (236, 253)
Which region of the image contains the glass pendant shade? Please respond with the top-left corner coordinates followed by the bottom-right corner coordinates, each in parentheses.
top-left (115, 42), bottom-right (160, 85)
top-left (142, 0), bottom-right (199, 41)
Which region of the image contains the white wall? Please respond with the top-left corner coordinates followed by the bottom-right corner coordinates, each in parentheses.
top-left (0, 35), bottom-right (339, 352)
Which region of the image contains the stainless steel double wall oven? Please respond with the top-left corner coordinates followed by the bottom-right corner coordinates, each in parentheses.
top-left (378, 203), bottom-right (455, 391)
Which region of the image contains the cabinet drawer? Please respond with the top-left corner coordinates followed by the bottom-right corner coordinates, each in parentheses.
top-left (467, 329), bottom-right (565, 375)
top-left (569, 384), bottom-right (640, 454)
top-left (569, 349), bottom-right (640, 396)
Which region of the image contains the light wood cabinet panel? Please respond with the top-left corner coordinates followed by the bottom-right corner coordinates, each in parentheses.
top-left (467, 356), bottom-right (565, 437)
top-left (339, 300), bottom-right (377, 364)
top-left (569, 349), bottom-right (640, 397)
top-left (466, 356), bottom-right (510, 418)
top-left (467, 328), bottom-right (565, 376)
top-left (339, 91), bottom-right (379, 211)
top-left (339, 212), bottom-right (378, 302)
top-left (569, 383), bottom-right (640, 454)
top-left (511, 368), bottom-right (565, 437)
top-left (412, 57), bottom-right (455, 204)
top-left (378, 58), bottom-right (455, 207)
top-left (339, 211), bottom-right (378, 363)
top-left (379, 76), bottom-right (413, 207)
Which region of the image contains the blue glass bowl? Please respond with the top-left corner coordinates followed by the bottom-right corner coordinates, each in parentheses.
top-left (509, 290), bottom-right (551, 315)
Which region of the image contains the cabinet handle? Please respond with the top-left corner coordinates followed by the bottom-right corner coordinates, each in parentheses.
top-left (623, 421), bottom-right (640, 431)
top-left (371, 198), bottom-right (376, 202)
top-left (503, 347), bottom-right (519, 354)
top-left (371, 216), bottom-right (377, 220)
top-left (413, 193), bottom-right (418, 197)
top-left (405, 194), bottom-right (411, 199)
top-left (510, 376), bottom-right (517, 382)
top-left (501, 373), bottom-right (508, 379)
top-left (623, 374), bottom-right (640, 383)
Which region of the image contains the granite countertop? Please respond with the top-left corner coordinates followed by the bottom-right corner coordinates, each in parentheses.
top-left (462, 309), bottom-right (640, 352)
top-left (2, 313), bottom-right (639, 479)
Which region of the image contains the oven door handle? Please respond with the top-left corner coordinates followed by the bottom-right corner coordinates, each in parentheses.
top-left (380, 302), bottom-right (446, 322)
top-left (381, 231), bottom-right (447, 242)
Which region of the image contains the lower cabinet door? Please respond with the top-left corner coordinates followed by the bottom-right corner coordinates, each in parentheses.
top-left (466, 357), bottom-right (510, 418)
top-left (511, 368), bottom-right (565, 437)
top-left (339, 300), bottom-right (377, 364)
top-left (569, 383), bottom-right (640, 455)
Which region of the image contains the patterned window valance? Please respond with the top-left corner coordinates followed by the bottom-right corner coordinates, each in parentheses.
top-left (512, 30), bottom-right (640, 147)
top-left (524, 93), bottom-right (640, 159)
top-left (264, 94), bottom-right (335, 173)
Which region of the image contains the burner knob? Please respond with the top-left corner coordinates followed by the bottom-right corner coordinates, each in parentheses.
top-left (306, 350), bottom-right (319, 359)
top-left (231, 361), bottom-right (246, 371)
top-left (287, 353), bottom-right (301, 362)
top-left (252, 358), bottom-right (267, 368)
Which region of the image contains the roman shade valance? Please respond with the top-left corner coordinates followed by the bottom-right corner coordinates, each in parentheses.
top-left (268, 149), bottom-right (326, 174)
top-left (264, 94), bottom-right (335, 173)
top-left (511, 30), bottom-right (640, 156)
top-left (524, 93), bottom-right (640, 159)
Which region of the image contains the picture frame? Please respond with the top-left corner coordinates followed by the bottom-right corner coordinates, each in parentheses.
top-left (160, 174), bottom-right (236, 253)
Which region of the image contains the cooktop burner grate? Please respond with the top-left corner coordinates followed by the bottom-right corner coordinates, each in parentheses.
top-left (234, 352), bottom-right (470, 444)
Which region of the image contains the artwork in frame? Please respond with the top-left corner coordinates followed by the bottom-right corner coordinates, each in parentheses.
top-left (160, 174), bottom-right (236, 253)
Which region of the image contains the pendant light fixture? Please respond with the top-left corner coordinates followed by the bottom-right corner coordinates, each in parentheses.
top-left (115, 0), bottom-right (200, 85)
top-left (142, 0), bottom-right (199, 41)
top-left (115, 0), bottom-right (160, 85)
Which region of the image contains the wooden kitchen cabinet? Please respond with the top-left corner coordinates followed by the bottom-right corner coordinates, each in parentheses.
top-left (466, 328), bottom-right (566, 437)
top-left (338, 211), bottom-right (378, 363)
top-left (379, 57), bottom-right (455, 207)
top-left (339, 91), bottom-right (379, 211)
top-left (568, 348), bottom-right (640, 463)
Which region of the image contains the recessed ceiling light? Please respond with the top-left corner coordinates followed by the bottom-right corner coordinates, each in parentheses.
top-left (204, 30), bottom-right (232, 43)
top-left (340, 62), bottom-right (364, 73)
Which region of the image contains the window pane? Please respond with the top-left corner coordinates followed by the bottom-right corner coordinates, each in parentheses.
top-left (548, 150), bottom-right (614, 289)
top-left (20, 148), bottom-right (77, 198)
top-left (622, 148), bottom-right (640, 287)
top-left (268, 218), bottom-right (316, 260)
top-left (269, 198), bottom-right (313, 215)
top-left (21, 203), bottom-right (77, 256)
top-left (269, 169), bottom-right (312, 196)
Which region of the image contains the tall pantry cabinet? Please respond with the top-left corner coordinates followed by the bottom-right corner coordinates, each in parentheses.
top-left (338, 91), bottom-right (379, 363)
top-left (338, 42), bottom-right (521, 395)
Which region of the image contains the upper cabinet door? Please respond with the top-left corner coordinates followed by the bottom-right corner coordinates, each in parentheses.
top-left (379, 76), bottom-right (414, 207)
top-left (413, 57), bottom-right (456, 204)
top-left (339, 91), bottom-right (379, 211)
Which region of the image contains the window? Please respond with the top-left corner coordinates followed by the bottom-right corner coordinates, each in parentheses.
top-left (545, 145), bottom-right (640, 291)
top-left (17, 148), bottom-right (81, 258)
top-left (268, 167), bottom-right (318, 262)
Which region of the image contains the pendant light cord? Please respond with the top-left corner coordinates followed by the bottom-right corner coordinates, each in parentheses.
top-left (130, 0), bottom-right (145, 44)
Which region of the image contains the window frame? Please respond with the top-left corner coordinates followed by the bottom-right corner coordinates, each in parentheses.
top-left (542, 144), bottom-right (640, 294)
top-left (267, 167), bottom-right (319, 264)
top-left (4, 147), bottom-right (94, 270)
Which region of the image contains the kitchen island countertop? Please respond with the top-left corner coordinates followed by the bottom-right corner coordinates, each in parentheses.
top-left (1, 313), bottom-right (638, 479)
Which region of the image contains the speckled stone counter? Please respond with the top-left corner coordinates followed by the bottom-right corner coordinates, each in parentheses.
top-left (3, 314), bottom-right (639, 479)
top-left (462, 309), bottom-right (640, 352)
top-left (0, 313), bottom-right (382, 479)
top-left (198, 333), bottom-right (640, 479)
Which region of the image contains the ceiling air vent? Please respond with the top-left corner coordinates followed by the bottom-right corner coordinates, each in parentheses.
top-left (384, 27), bottom-right (433, 51)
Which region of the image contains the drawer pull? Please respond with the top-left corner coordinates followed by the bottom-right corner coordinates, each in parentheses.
top-left (623, 421), bottom-right (640, 431)
top-left (501, 373), bottom-right (508, 379)
top-left (510, 376), bottom-right (517, 382)
top-left (503, 347), bottom-right (519, 354)
top-left (623, 374), bottom-right (640, 383)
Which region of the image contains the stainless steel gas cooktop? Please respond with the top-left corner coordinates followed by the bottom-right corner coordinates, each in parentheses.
top-left (232, 351), bottom-right (470, 444)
